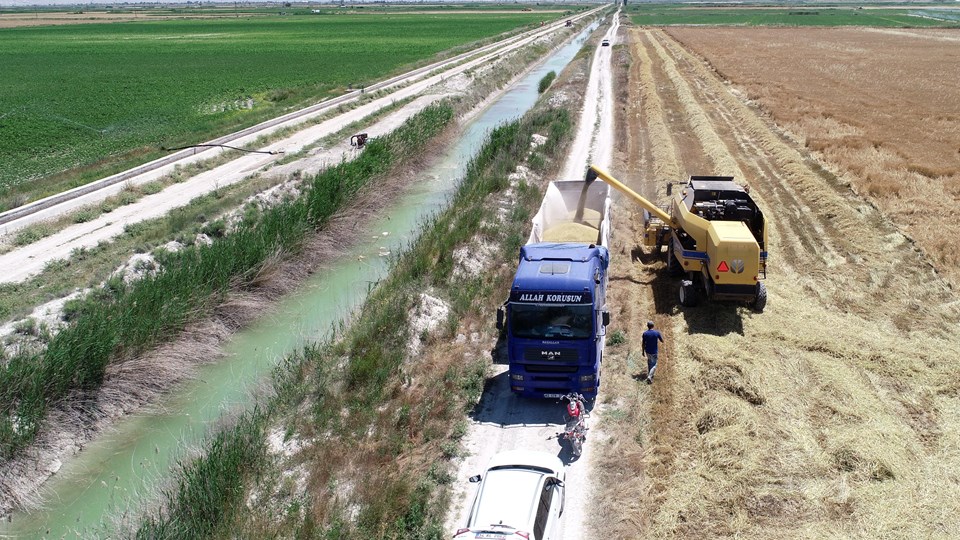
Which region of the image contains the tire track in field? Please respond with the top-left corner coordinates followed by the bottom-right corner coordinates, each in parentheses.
top-left (587, 29), bottom-right (657, 534)
top-left (654, 29), bottom-right (842, 273)
top-left (623, 28), bottom-right (766, 538)
top-left (631, 31), bottom-right (682, 192)
top-left (638, 31), bottom-right (713, 179)
top-left (643, 31), bottom-right (743, 180)
top-left (590, 27), bottom-right (715, 540)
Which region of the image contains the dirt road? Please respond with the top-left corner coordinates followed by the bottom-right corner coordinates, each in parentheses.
top-left (445, 12), bottom-right (620, 540)
top-left (560, 15), bottom-right (618, 179)
top-left (591, 26), bottom-right (960, 538)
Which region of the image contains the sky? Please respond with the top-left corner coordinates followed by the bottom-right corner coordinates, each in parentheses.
top-left (0, 0), bottom-right (567, 6)
top-left (0, 0), bottom-right (507, 7)
top-left (3, 1), bottom-right (223, 5)
top-left (4, 1), bottom-right (203, 5)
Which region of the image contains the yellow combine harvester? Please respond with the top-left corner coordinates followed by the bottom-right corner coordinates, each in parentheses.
top-left (586, 165), bottom-right (768, 312)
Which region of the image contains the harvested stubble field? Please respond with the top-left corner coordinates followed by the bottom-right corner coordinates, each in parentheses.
top-left (590, 26), bottom-right (960, 539)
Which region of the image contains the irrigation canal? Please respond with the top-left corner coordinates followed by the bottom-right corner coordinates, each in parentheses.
top-left (1, 22), bottom-right (597, 538)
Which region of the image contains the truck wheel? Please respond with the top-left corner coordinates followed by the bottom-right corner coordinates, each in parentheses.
top-left (752, 282), bottom-right (767, 313)
top-left (668, 248), bottom-right (684, 276)
top-left (679, 280), bottom-right (699, 307)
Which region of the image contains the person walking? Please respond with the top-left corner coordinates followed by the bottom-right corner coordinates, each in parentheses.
top-left (641, 321), bottom-right (664, 385)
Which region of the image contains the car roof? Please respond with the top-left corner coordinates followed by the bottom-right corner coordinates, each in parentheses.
top-left (470, 468), bottom-right (544, 530)
top-left (465, 451), bottom-right (564, 532)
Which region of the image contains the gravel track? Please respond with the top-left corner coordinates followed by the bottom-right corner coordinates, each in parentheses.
top-left (446, 12), bottom-right (621, 540)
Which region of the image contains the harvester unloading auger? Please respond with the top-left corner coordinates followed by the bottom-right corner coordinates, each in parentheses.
top-left (585, 165), bottom-right (768, 312)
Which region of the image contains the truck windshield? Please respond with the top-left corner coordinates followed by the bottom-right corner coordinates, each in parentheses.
top-left (510, 304), bottom-right (593, 340)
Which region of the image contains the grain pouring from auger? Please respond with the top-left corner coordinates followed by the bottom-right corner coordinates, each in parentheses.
top-left (586, 165), bottom-right (768, 311)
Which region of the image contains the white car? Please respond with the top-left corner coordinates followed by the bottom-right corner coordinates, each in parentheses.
top-left (601, 39), bottom-right (610, 47)
top-left (454, 450), bottom-right (566, 540)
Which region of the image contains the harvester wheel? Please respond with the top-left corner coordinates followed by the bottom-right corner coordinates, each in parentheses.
top-left (667, 247), bottom-right (684, 276)
top-left (752, 282), bottom-right (767, 313)
top-left (679, 279), bottom-right (699, 307)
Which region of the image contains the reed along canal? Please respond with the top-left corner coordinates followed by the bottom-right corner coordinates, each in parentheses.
top-left (0, 24), bottom-right (595, 537)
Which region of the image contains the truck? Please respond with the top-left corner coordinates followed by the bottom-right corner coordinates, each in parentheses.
top-left (586, 165), bottom-right (768, 311)
top-left (497, 180), bottom-right (612, 400)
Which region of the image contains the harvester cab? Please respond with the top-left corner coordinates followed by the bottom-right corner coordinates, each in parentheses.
top-left (350, 133), bottom-right (369, 149)
top-left (585, 165), bottom-right (768, 312)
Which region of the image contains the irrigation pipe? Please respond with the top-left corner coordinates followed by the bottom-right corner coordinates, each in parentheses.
top-left (161, 144), bottom-right (284, 155)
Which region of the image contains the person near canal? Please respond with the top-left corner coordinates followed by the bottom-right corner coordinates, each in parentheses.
top-left (641, 321), bottom-right (664, 385)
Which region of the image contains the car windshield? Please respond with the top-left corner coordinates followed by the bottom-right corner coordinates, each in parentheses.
top-left (471, 469), bottom-right (544, 530)
top-left (509, 303), bottom-right (593, 340)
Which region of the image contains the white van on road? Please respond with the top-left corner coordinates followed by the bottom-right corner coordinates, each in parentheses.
top-left (453, 450), bottom-right (566, 540)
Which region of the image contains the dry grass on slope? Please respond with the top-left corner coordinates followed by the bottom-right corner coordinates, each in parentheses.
top-left (590, 26), bottom-right (960, 540)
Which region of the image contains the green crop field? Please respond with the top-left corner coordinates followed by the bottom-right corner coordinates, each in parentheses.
top-left (628, 3), bottom-right (960, 28)
top-left (0, 12), bottom-right (559, 209)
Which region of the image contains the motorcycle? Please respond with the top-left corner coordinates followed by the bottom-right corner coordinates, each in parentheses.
top-left (559, 392), bottom-right (588, 457)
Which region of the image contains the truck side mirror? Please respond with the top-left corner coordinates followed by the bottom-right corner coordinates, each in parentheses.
top-left (496, 307), bottom-right (505, 330)
top-left (469, 475), bottom-right (481, 483)
top-left (602, 311), bottom-right (610, 327)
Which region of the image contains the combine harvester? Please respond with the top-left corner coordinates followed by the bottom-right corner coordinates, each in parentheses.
top-left (497, 180), bottom-right (612, 400)
top-left (586, 165), bottom-right (768, 311)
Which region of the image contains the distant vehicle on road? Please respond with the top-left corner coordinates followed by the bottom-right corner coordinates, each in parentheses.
top-left (601, 39), bottom-right (610, 47)
top-left (454, 450), bottom-right (566, 540)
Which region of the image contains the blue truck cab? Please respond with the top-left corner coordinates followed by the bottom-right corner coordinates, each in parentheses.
top-left (497, 180), bottom-right (612, 399)
top-left (501, 244), bottom-right (610, 399)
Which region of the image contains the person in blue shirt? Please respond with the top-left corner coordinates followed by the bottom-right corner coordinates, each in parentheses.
top-left (641, 321), bottom-right (664, 385)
